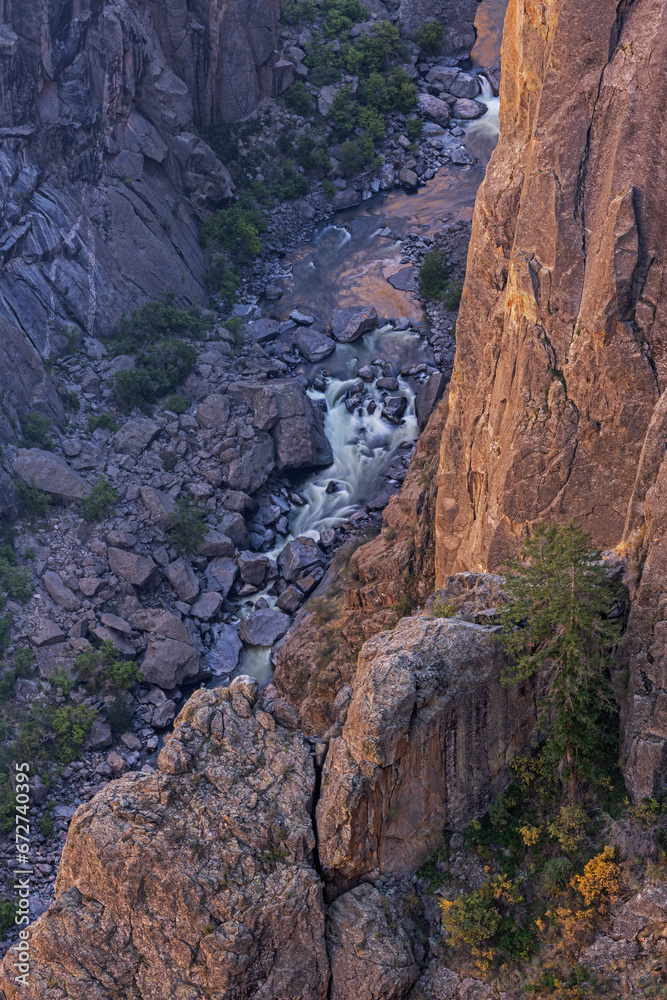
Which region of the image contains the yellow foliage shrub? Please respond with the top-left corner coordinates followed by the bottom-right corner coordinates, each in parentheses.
top-left (571, 846), bottom-right (621, 908)
top-left (520, 824), bottom-right (541, 847)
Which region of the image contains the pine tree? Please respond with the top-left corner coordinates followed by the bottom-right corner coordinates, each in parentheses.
top-left (500, 521), bottom-right (622, 800)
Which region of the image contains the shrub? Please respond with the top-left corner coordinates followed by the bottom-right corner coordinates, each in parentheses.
top-left (280, 0), bottom-right (317, 24)
top-left (540, 856), bottom-right (573, 894)
top-left (0, 775), bottom-right (14, 835)
top-left (321, 0), bottom-right (369, 37)
top-left (339, 135), bottom-right (375, 176)
top-left (49, 704), bottom-right (97, 763)
top-left (81, 476), bottom-right (119, 522)
top-left (15, 479), bottom-right (50, 519)
top-left (547, 804), bottom-right (588, 852)
top-left (74, 640), bottom-right (142, 692)
top-left (20, 412), bottom-right (53, 450)
top-left (296, 131), bottom-right (332, 174)
top-left (88, 412), bottom-right (120, 434)
top-left (360, 68), bottom-right (417, 115)
top-left (441, 279), bottom-right (463, 310)
top-left (283, 81), bottom-right (313, 116)
top-left (415, 19), bottom-right (444, 56)
top-left (113, 338), bottom-right (197, 410)
top-left (163, 393), bottom-right (188, 415)
top-left (109, 295), bottom-right (212, 356)
top-left (571, 846), bottom-right (621, 908)
top-left (439, 875), bottom-right (521, 971)
top-left (328, 84), bottom-right (358, 135)
top-left (432, 596), bottom-right (457, 618)
top-left (39, 809), bottom-right (55, 838)
top-left (419, 248), bottom-right (450, 299)
top-left (322, 179), bottom-right (336, 199)
top-left (271, 161), bottom-right (309, 201)
top-left (0, 546), bottom-right (31, 602)
top-left (0, 899), bottom-right (14, 933)
top-left (200, 199), bottom-right (268, 266)
top-left (60, 390), bottom-right (80, 412)
top-left (406, 117), bottom-right (424, 140)
top-left (168, 494), bottom-right (207, 554)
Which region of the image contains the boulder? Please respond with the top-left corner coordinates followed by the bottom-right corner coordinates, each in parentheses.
top-left (140, 486), bottom-right (176, 527)
top-left (326, 883), bottom-right (419, 1000)
top-left (42, 571), bottom-right (81, 612)
top-left (108, 548), bottom-right (156, 588)
top-left (196, 393), bottom-right (231, 429)
top-left (197, 529), bottom-right (234, 558)
top-left (331, 307), bottom-right (378, 344)
top-left (165, 558), bottom-right (200, 603)
top-left (151, 700), bottom-right (177, 728)
top-left (0, 689), bottom-right (328, 998)
top-left (290, 309), bottom-right (315, 326)
top-left (228, 381), bottom-right (332, 470)
top-left (398, 168), bottom-right (418, 188)
top-left (105, 529), bottom-right (137, 549)
top-left (448, 71), bottom-right (480, 99)
top-left (88, 718), bottom-right (113, 750)
top-left (190, 590), bottom-right (222, 621)
top-left (415, 372), bottom-right (447, 429)
top-left (206, 623), bottom-right (243, 675)
top-left (239, 608), bottom-right (291, 646)
top-left (206, 557), bottom-right (238, 597)
top-left (223, 432), bottom-right (276, 494)
top-left (13, 449), bottom-right (87, 501)
top-left (417, 93), bottom-right (451, 126)
top-left (452, 97), bottom-right (487, 119)
top-left (238, 551), bottom-right (270, 587)
top-left (218, 511), bottom-right (251, 550)
top-left (294, 328), bottom-right (336, 363)
top-left (317, 616), bottom-right (535, 883)
top-left (139, 611), bottom-right (199, 688)
top-left (246, 318), bottom-right (281, 343)
top-left (333, 188), bottom-right (361, 210)
top-left (278, 536), bottom-right (325, 583)
top-left (113, 418), bottom-right (161, 457)
top-left (31, 618), bottom-right (66, 647)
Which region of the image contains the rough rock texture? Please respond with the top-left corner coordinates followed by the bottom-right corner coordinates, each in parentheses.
top-left (436, 0), bottom-right (667, 579)
top-left (13, 449), bottom-right (87, 501)
top-left (316, 615), bottom-right (535, 886)
top-left (326, 883), bottom-right (419, 1000)
top-left (0, 686), bottom-right (329, 999)
top-left (0, 316), bottom-right (63, 443)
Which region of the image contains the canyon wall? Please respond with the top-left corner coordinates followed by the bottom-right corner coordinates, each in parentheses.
top-left (434, 0), bottom-right (667, 800)
top-left (0, 0), bottom-right (282, 361)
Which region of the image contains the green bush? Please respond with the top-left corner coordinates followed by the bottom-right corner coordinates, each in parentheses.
top-left (0, 898), bottom-right (14, 933)
top-left (321, 0), bottom-right (369, 37)
top-left (442, 279), bottom-right (463, 310)
top-left (283, 81), bottom-right (314, 116)
top-left (20, 412), bottom-right (53, 450)
top-left (49, 704), bottom-right (97, 763)
top-left (339, 135), bottom-right (375, 176)
top-left (415, 19), bottom-right (444, 56)
top-left (322, 179), bottom-right (336, 199)
top-left (168, 494), bottom-right (207, 554)
top-left (280, 0), bottom-right (317, 24)
top-left (108, 294), bottom-right (212, 356)
top-left (540, 856), bottom-right (573, 894)
top-left (60, 390), bottom-right (80, 412)
top-left (88, 412), bottom-right (120, 434)
top-left (163, 393), bottom-right (188, 415)
top-left (271, 161), bottom-right (309, 201)
top-left (74, 640), bottom-right (142, 692)
top-left (200, 199), bottom-right (268, 266)
top-left (406, 117), bottom-right (424, 140)
top-left (81, 476), bottom-right (119, 522)
top-left (0, 546), bottom-right (31, 602)
top-left (0, 775), bottom-right (14, 835)
top-left (15, 479), bottom-right (50, 519)
top-left (418, 247), bottom-right (450, 299)
top-left (296, 131), bottom-right (332, 174)
top-left (360, 68), bottom-right (417, 115)
top-left (113, 338), bottom-right (197, 410)
top-left (39, 810), bottom-right (55, 838)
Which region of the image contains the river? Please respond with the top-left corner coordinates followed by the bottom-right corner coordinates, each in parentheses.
top-left (212, 0), bottom-right (509, 684)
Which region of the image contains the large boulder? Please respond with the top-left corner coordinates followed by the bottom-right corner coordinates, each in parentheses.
top-left (113, 418), bottom-right (161, 457)
top-left (0, 688), bottom-right (329, 999)
top-left (228, 381), bottom-right (333, 470)
top-left (331, 306), bottom-right (378, 344)
top-left (223, 431), bottom-right (276, 493)
top-left (196, 393), bottom-right (230, 429)
top-left (417, 93), bottom-right (451, 126)
top-left (42, 571), bottom-right (81, 612)
top-left (13, 449), bottom-right (87, 501)
top-left (317, 616), bottom-right (536, 885)
top-left (138, 610), bottom-right (200, 688)
top-left (108, 548), bottom-right (156, 588)
top-left (239, 608), bottom-right (291, 646)
top-left (278, 536), bottom-right (326, 583)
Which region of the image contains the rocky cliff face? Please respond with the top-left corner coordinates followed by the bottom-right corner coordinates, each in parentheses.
top-left (430, 0), bottom-right (667, 800)
top-left (435, 0), bottom-right (667, 577)
top-left (0, 0), bottom-right (283, 364)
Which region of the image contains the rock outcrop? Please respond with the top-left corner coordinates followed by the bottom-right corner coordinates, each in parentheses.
top-left (436, 0), bottom-right (667, 578)
top-left (0, 683), bottom-right (329, 999)
top-left (398, 0), bottom-right (478, 58)
top-left (316, 615), bottom-right (535, 888)
top-left (0, 0), bottom-right (284, 381)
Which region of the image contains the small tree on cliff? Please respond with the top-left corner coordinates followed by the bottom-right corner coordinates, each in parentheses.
top-left (500, 522), bottom-right (622, 800)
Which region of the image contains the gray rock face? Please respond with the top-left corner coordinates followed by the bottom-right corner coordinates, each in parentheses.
top-left (224, 431), bottom-right (276, 493)
top-left (239, 608), bottom-right (291, 646)
top-left (0, 0), bottom-right (284, 395)
top-left (189, 591), bottom-right (222, 621)
top-left (0, 317), bottom-right (63, 444)
top-left (206, 556), bottom-right (238, 597)
top-left (114, 419), bottom-right (161, 458)
top-left (13, 449), bottom-right (87, 501)
top-left (196, 394), bottom-right (231, 430)
top-left (331, 307), bottom-right (379, 344)
top-left (417, 93), bottom-right (451, 126)
top-left (207, 623), bottom-right (243, 675)
top-left (140, 486), bottom-right (176, 527)
top-left (398, 0), bottom-right (478, 57)
top-left (229, 381), bottom-right (333, 470)
top-left (317, 615), bottom-right (536, 885)
top-left (294, 328), bottom-right (336, 363)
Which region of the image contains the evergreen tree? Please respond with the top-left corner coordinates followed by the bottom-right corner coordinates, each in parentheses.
top-left (500, 521), bottom-right (622, 800)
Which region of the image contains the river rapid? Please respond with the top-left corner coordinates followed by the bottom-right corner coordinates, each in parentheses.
top-left (215, 0), bottom-right (509, 684)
